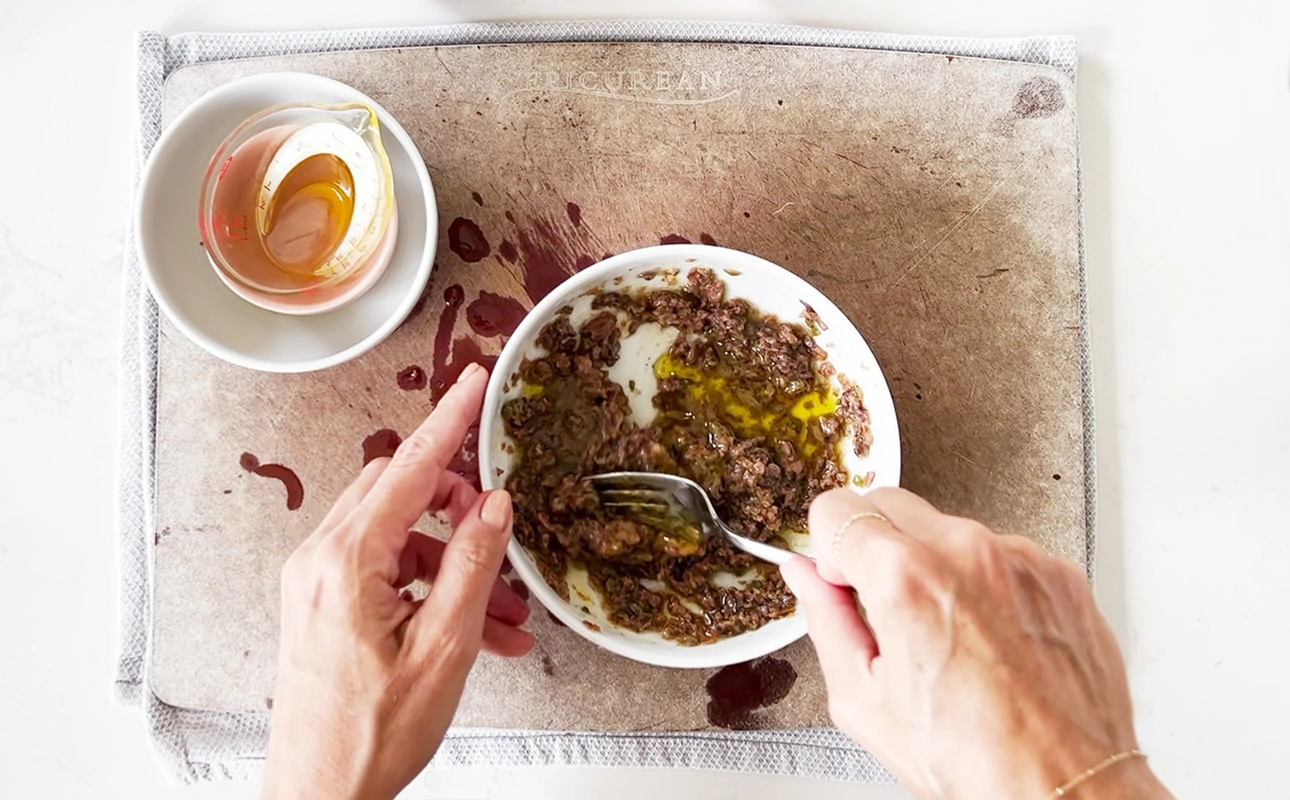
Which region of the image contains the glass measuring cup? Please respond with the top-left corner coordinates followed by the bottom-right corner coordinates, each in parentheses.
top-left (198, 102), bottom-right (398, 315)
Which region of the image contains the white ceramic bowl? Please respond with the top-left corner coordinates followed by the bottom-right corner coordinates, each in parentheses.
top-left (479, 244), bottom-right (900, 668)
top-left (135, 72), bottom-right (436, 372)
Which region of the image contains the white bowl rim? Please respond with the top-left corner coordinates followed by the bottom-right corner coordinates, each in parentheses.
top-left (134, 71), bottom-right (436, 373)
top-left (479, 243), bottom-right (901, 669)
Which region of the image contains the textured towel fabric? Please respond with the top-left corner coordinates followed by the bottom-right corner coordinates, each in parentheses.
top-left (116, 21), bottom-right (1086, 783)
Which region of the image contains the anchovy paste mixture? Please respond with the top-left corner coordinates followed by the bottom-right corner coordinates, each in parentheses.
top-left (503, 269), bottom-right (872, 644)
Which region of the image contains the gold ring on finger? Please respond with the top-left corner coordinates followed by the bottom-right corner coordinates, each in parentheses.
top-left (832, 511), bottom-right (893, 560)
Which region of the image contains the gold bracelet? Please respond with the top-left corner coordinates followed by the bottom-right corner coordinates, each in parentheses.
top-left (1051, 748), bottom-right (1146, 798)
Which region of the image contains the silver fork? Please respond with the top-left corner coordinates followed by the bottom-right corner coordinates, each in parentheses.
top-left (588, 471), bottom-right (806, 566)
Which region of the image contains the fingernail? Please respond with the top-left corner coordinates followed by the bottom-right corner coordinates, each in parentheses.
top-left (481, 490), bottom-right (512, 528)
top-left (456, 363), bottom-right (481, 384)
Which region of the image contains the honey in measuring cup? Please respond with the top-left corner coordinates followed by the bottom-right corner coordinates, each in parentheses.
top-left (199, 102), bottom-right (398, 315)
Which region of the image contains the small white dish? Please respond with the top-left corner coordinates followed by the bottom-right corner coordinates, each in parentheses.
top-left (135, 72), bottom-right (436, 372)
top-left (479, 244), bottom-right (901, 669)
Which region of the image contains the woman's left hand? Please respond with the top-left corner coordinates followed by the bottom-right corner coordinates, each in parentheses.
top-left (261, 363), bottom-right (533, 800)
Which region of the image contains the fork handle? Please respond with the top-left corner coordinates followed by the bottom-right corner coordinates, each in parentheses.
top-left (722, 524), bottom-right (809, 566)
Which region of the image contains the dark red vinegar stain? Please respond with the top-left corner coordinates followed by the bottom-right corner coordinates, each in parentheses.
top-left (448, 217), bottom-right (491, 262)
top-left (705, 656), bottom-right (797, 730)
top-left (439, 336), bottom-right (498, 403)
top-left (515, 218), bottom-right (577, 304)
top-left (445, 419), bottom-right (483, 490)
top-left (471, 191), bottom-right (484, 206)
top-left (566, 202), bottom-right (582, 227)
top-left (239, 452), bottom-right (304, 511)
top-left (541, 653), bottom-right (556, 676)
top-left (396, 365), bottom-right (427, 390)
top-left (362, 429), bottom-right (402, 465)
top-left (466, 291), bottom-right (528, 337)
top-left (428, 287), bottom-right (497, 482)
top-left (509, 578), bottom-right (530, 601)
top-left (699, 232), bottom-right (718, 246)
top-left (462, 342), bottom-right (499, 374)
top-left (546, 610), bottom-right (567, 628)
top-left (574, 254), bottom-right (597, 271)
top-left (430, 285), bottom-right (467, 401)
top-left (498, 239), bottom-right (519, 263)
top-left (660, 234), bottom-right (691, 245)
top-left (500, 555), bottom-right (513, 575)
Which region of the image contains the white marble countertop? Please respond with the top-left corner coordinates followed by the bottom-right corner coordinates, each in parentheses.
top-left (2, 1), bottom-right (1287, 798)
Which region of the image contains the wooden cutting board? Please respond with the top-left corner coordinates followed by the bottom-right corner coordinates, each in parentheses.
top-left (150, 41), bottom-right (1084, 728)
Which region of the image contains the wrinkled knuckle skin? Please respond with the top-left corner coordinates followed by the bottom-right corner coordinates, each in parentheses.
top-left (971, 530), bottom-right (1011, 572)
top-left (1000, 533), bottom-right (1042, 559)
top-left (394, 430), bottom-right (442, 466)
top-left (421, 622), bottom-right (477, 671)
top-left (453, 543), bottom-right (497, 582)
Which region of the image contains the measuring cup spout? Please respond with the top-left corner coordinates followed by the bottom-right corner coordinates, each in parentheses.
top-left (329, 103), bottom-right (380, 135)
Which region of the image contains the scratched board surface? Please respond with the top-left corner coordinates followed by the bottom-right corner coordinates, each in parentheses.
top-left (151, 43), bottom-right (1083, 726)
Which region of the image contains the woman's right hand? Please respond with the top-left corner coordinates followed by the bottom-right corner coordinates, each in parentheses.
top-left (782, 488), bottom-right (1173, 799)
